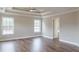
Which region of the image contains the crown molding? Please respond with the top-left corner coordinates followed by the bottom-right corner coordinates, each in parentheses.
top-left (41, 11), bottom-right (51, 16)
top-left (0, 8), bottom-right (41, 17)
top-left (0, 11), bottom-right (41, 17)
top-left (6, 8), bottom-right (40, 15)
top-left (0, 8), bottom-right (79, 18)
top-left (42, 8), bottom-right (79, 17)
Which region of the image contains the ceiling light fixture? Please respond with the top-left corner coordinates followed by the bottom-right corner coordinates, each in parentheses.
top-left (29, 8), bottom-right (37, 12)
top-left (29, 9), bottom-right (35, 12)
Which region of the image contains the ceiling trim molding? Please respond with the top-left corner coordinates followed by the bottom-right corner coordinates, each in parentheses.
top-left (0, 7), bottom-right (41, 17)
top-left (0, 8), bottom-right (79, 18)
top-left (42, 8), bottom-right (79, 17)
top-left (40, 11), bottom-right (51, 16)
top-left (0, 11), bottom-right (40, 17)
top-left (6, 8), bottom-right (40, 15)
top-left (0, 9), bottom-right (41, 17)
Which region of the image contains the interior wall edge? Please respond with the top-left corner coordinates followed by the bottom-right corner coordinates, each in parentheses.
top-left (0, 35), bottom-right (42, 42)
top-left (60, 39), bottom-right (79, 47)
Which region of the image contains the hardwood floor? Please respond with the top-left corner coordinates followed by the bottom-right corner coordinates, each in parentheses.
top-left (0, 37), bottom-right (79, 52)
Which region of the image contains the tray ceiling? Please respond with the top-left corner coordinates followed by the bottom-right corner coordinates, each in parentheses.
top-left (0, 7), bottom-right (79, 16)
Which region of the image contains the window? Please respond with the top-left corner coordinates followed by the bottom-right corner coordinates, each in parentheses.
top-left (2, 17), bottom-right (14, 35)
top-left (34, 19), bottom-right (41, 32)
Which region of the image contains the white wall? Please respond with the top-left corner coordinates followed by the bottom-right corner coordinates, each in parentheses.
top-left (0, 15), bottom-right (1, 39)
top-left (42, 16), bottom-right (53, 39)
top-left (59, 12), bottom-right (79, 44)
top-left (42, 11), bottom-right (79, 44)
top-left (0, 14), bottom-right (42, 40)
top-left (76, 11), bottom-right (79, 42)
top-left (0, 10), bottom-right (79, 45)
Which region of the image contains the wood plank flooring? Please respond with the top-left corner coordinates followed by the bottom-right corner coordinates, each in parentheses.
top-left (0, 37), bottom-right (79, 52)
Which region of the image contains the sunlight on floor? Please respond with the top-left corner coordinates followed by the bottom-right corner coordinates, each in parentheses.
top-left (0, 42), bottom-right (16, 52)
top-left (31, 38), bottom-right (43, 52)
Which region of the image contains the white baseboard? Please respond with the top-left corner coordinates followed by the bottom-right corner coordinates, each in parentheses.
top-left (0, 35), bottom-right (42, 41)
top-left (42, 36), bottom-right (79, 47)
top-left (60, 39), bottom-right (79, 47)
top-left (1, 35), bottom-right (79, 47)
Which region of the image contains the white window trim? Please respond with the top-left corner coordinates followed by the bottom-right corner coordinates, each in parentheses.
top-left (2, 16), bottom-right (14, 35)
top-left (34, 19), bottom-right (41, 33)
